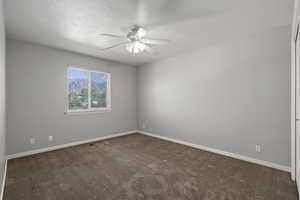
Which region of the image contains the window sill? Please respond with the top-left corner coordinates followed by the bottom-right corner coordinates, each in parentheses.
top-left (64, 109), bottom-right (111, 115)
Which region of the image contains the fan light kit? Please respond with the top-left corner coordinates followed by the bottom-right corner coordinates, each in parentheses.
top-left (99, 25), bottom-right (170, 55)
top-left (126, 42), bottom-right (146, 54)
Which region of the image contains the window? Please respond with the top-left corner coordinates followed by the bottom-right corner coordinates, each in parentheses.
top-left (67, 68), bottom-right (111, 112)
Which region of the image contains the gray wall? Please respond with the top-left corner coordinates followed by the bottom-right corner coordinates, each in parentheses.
top-left (6, 25), bottom-right (292, 167)
top-left (6, 39), bottom-right (137, 155)
top-left (138, 25), bottom-right (291, 167)
top-left (0, 0), bottom-right (6, 194)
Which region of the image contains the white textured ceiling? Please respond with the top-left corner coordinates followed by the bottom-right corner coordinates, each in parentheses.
top-left (4, 0), bottom-right (294, 66)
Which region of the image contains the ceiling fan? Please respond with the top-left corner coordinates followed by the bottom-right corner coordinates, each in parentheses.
top-left (99, 25), bottom-right (170, 55)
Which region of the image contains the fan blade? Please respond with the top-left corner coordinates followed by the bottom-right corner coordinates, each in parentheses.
top-left (99, 33), bottom-right (124, 38)
top-left (100, 42), bottom-right (129, 51)
top-left (141, 38), bottom-right (170, 45)
top-left (144, 45), bottom-right (156, 54)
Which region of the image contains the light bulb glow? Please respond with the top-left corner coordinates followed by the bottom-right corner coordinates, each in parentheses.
top-left (126, 41), bottom-right (146, 54)
top-left (136, 27), bottom-right (146, 38)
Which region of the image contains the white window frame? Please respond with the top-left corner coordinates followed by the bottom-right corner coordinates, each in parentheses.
top-left (67, 67), bottom-right (111, 113)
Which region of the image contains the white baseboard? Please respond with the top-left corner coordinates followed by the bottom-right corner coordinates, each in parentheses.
top-left (138, 130), bottom-right (291, 173)
top-left (0, 159), bottom-right (7, 200)
top-left (6, 130), bottom-right (138, 160)
top-left (6, 130), bottom-right (291, 173)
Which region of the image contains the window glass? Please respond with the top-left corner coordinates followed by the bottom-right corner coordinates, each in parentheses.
top-left (67, 68), bottom-right (110, 112)
top-left (68, 68), bottom-right (89, 110)
top-left (91, 72), bottom-right (107, 108)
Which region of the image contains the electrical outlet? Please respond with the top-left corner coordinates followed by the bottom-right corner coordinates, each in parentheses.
top-left (255, 145), bottom-right (261, 153)
top-left (30, 138), bottom-right (36, 145)
top-left (48, 136), bottom-right (53, 142)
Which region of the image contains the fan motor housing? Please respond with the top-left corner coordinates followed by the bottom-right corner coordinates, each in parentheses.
top-left (127, 25), bottom-right (145, 41)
